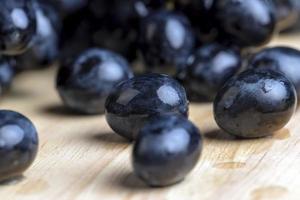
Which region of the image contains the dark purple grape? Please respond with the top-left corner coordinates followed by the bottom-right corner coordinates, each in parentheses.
top-left (139, 11), bottom-right (195, 76)
top-left (212, 0), bottom-right (276, 47)
top-left (133, 114), bottom-right (202, 187)
top-left (0, 0), bottom-right (37, 55)
top-left (57, 48), bottom-right (133, 114)
top-left (105, 74), bottom-right (189, 140)
top-left (214, 69), bottom-right (296, 138)
top-left (0, 110), bottom-right (38, 182)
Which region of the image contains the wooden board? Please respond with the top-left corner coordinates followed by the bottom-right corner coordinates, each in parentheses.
top-left (1, 34), bottom-right (300, 200)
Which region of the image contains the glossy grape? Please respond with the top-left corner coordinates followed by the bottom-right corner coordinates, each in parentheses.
top-left (214, 69), bottom-right (296, 138)
top-left (133, 115), bottom-right (202, 187)
top-left (105, 74), bottom-right (189, 140)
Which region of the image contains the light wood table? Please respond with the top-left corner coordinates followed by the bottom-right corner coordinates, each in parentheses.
top-left (0, 34), bottom-right (300, 200)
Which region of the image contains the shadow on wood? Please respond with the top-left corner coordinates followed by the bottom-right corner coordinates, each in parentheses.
top-left (7, 89), bottom-right (33, 99)
top-left (0, 175), bottom-right (24, 186)
top-left (86, 132), bottom-right (129, 145)
top-left (204, 128), bottom-right (288, 141)
top-left (204, 129), bottom-right (237, 141)
top-left (40, 104), bottom-right (103, 117)
top-left (111, 171), bottom-right (155, 191)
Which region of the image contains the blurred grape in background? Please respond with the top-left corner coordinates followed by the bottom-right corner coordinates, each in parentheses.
top-left (2, 0), bottom-right (300, 101)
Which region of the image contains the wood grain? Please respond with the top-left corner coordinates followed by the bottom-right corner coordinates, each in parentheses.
top-left (0, 34), bottom-right (300, 200)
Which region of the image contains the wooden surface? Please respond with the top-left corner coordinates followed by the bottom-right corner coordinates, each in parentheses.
top-left (1, 34), bottom-right (300, 200)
